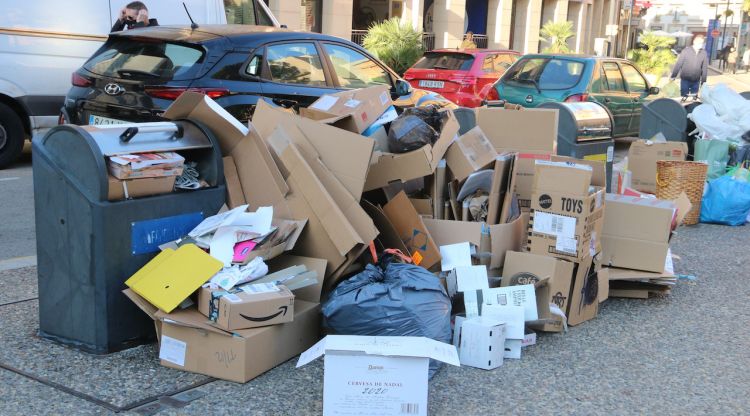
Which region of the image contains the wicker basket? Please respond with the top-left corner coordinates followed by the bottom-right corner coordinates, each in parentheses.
top-left (656, 161), bottom-right (708, 225)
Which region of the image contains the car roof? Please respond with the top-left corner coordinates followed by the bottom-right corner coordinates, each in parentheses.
top-left (430, 48), bottom-right (519, 55)
top-left (517, 53), bottom-right (630, 62)
top-left (112, 25), bottom-right (354, 48)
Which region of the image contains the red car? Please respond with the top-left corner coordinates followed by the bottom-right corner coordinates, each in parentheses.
top-left (403, 49), bottom-right (520, 107)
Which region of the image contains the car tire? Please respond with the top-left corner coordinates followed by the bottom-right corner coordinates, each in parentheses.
top-left (0, 102), bottom-right (25, 169)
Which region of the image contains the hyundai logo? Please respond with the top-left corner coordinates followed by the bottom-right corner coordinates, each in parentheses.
top-left (104, 83), bottom-right (125, 96)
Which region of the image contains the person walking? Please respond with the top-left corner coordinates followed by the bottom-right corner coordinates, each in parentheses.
top-left (111, 2), bottom-right (158, 32)
top-left (670, 35), bottom-right (709, 98)
top-left (742, 45), bottom-right (750, 73)
top-left (728, 45), bottom-right (738, 74)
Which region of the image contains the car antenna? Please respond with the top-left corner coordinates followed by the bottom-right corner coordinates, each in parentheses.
top-left (183, 2), bottom-right (199, 30)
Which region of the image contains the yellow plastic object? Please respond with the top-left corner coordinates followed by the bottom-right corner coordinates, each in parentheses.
top-left (126, 244), bottom-right (223, 313)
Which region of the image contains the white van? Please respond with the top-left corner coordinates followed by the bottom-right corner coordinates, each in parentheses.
top-left (0, 0), bottom-right (278, 168)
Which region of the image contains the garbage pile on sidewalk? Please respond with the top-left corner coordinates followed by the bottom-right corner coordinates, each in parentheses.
top-left (37, 83), bottom-right (710, 415)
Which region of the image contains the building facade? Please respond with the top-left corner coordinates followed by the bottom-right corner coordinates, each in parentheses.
top-left (264, 0), bottom-right (621, 54)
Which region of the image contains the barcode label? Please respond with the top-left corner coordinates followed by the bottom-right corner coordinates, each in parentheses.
top-left (401, 403), bottom-right (419, 414)
top-left (551, 216), bottom-right (564, 234)
top-left (241, 282), bottom-right (280, 294)
top-left (533, 212), bottom-right (576, 239)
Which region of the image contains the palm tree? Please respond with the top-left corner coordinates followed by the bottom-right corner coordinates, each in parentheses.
top-left (745, 0), bottom-right (750, 12)
top-left (540, 21), bottom-right (574, 53)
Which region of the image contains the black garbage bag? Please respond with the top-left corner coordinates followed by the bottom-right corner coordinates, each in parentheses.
top-left (403, 105), bottom-right (444, 133)
top-left (388, 115), bottom-right (438, 153)
top-left (322, 258), bottom-right (452, 378)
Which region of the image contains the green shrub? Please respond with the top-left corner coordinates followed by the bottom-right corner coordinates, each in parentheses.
top-left (363, 18), bottom-right (424, 76)
top-left (540, 20), bottom-right (574, 54)
top-left (628, 32), bottom-right (677, 81)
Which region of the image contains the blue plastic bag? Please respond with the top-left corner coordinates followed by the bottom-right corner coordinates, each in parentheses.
top-left (700, 175), bottom-right (750, 225)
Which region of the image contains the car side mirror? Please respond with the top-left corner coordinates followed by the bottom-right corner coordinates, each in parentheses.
top-left (395, 79), bottom-right (412, 96)
top-left (648, 86), bottom-right (660, 95)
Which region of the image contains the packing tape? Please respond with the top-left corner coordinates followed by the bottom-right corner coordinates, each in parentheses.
top-left (549, 303), bottom-right (568, 332)
top-left (122, 181), bottom-right (130, 199)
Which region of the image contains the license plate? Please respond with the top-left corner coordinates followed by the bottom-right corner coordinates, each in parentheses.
top-left (419, 80), bottom-right (444, 89)
top-left (88, 114), bottom-right (128, 125)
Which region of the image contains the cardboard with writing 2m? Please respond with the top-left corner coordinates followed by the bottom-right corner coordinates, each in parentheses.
top-left (445, 126), bottom-right (499, 182)
top-left (501, 251), bottom-right (574, 333)
top-left (600, 194), bottom-right (675, 273)
top-left (296, 335), bottom-right (460, 416)
top-left (197, 285), bottom-right (295, 331)
top-left (299, 85), bottom-right (392, 134)
top-left (382, 191), bottom-right (441, 269)
top-left (365, 109), bottom-right (460, 191)
top-left (628, 140), bottom-right (688, 194)
top-left (452, 316), bottom-right (506, 370)
top-left (475, 107), bottom-right (558, 154)
top-left (162, 92), bottom-right (290, 212)
top-left (422, 214), bottom-right (525, 270)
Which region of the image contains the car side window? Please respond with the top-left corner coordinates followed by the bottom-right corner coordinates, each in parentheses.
top-left (482, 55), bottom-right (497, 72)
top-left (602, 62), bottom-right (626, 92)
top-left (265, 43), bottom-right (326, 86)
top-left (244, 52), bottom-right (263, 77)
top-left (495, 54), bottom-right (515, 70)
top-left (620, 63), bottom-right (647, 93)
top-left (322, 43), bottom-right (391, 89)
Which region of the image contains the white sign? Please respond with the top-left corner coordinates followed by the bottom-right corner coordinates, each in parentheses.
top-left (159, 335), bottom-right (186, 367)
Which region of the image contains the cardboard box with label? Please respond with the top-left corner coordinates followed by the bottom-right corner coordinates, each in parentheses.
top-left (527, 161), bottom-right (605, 262)
top-left (365, 110), bottom-right (460, 191)
top-left (452, 316), bottom-right (506, 370)
top-left (299, 85), bottom-right (392, 134)
top-left (107, 174), bottom-right (175, 201)
top-left (197, 284), bottom-right (295, 331)
top-left (296, 335), bottom-right (460, 416)
top-left (601, 194), bottom-right (676, 273)
top-left (628, 140), bottom-right (688, 194)
top-left (445, 126), bottom-right (498, 182)
top-left (124, 255), bottom-right (327, 383)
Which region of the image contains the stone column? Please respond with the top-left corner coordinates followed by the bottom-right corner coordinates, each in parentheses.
top-left (513, 0), bottom-right (543, 54)
top-left (402, 0), bottom-right (425, 31)
top-left (322, 0), bottom-right (353, 40)
top-left (541, 0), bottom-right (568, 26)
top-left (487, 0), bottom-right (513, 49)
top-left (268, 0), bottom-right (302, 30)
top-left (432, 0), bottom-right (467, 49)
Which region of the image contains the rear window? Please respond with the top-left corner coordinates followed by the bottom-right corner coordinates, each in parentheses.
top-left (84, 38), bottom-right (205, 81)
top-left (503, 57), bottom-right (585, 90)
top-left (413, 52), bottom-right (474, 70)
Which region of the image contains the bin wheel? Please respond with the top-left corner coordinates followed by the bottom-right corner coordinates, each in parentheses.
top-left (0, 102), bottom-right (25, 169)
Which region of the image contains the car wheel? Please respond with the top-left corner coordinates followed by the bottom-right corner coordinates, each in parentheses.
top-left (0, 102), bottom-right (25, 169)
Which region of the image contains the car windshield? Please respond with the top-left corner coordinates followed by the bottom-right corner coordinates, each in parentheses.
top-left (412, 52), bottom-right (474, 70)
top-left (84, 38), bottom-right (205, 81)
top-left (504, 57), bottom-right (585, 90)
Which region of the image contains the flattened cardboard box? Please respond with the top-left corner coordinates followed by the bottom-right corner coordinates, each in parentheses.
top-left (382, 191), bottom-right (440, 269)
top-left (107, 174), bottom-right (175, 201)
top-left (445, 126), bottom-right (498, 182)
top-left (475, 107), bottom-right (558, 154)
top-left (365, 110), bottom-right (460, 191)
top-left (628, 140), bottom-right (688, 194)
top-left (299, 85), bottom-right (392, 134)
top-left (197, 285), bottom-right (295, 331)
top-left (501, 251), bottom-right (575, 332)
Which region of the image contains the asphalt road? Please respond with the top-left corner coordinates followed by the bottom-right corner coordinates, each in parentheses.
top-left (0, 145), bottom-right (35, 265)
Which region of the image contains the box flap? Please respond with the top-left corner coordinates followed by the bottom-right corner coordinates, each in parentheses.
top-left (122, 288), bottom-right (158, 320)
top-left (362, 200), bottom-right (411, 255)
top-left (476, 107), bottom-right (558, 153)
top-left (222, 156), bottom-right (246, 208)
top-left (265, 255), bottom-right (327, 303)
top-left (382, 191), bottom-right (441, 269)
top-left (297, 335), bottom-right (460, 367)
top-left (154, 306), bottom-right (231, 336)
top-left (550, 155), bottom-right (606, 188)
top-left (533, 160), bottom-right (592, 195)
top-left (445, 126), bottom-right (498, 182)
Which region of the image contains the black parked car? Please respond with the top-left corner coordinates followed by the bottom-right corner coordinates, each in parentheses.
top-left (62, 25), bottom-right (451, 126)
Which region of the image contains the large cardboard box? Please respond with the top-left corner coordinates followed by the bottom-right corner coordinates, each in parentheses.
top-left (365, 110), bottom-right (460, 191)
top-left (445, 126), bottom-right (498, 182)
top-left (299, 85), bottom-right (392, 134)
top-left (197, 285), bottom-right (295, 331)
top-left (501, 251), bottom-right (575, 333)
top-left (382, 191), bottom-right (441, 269)
top-left (509, 153), bottom-right (552, 212)
top-left (475, 107), bottom-right (558, 154)
top-left (107, 174), bottom-right (175, 201)
top-left (296, 335), bottom-right (460, 416)
top-left (423, 214), bottom-right (525, 269)
top-left (628, 140), bottom-right (688, 194)
top-left (600, 194), bottom-right (675, 273)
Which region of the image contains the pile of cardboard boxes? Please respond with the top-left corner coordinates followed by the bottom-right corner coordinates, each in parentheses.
top-left (116, 85), bottom-right (694, 414)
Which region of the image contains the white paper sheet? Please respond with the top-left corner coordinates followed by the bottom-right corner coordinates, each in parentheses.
top-left (533, 212), bottom-right (576, 239)
top-left (481, 304), bottom-right (525, 339)
top-left (159, 335), bottom-right (187, 367)
top-left (440, 242), bottom-right (472, 271)
top-left (189, 204), bottom-right (248, 238)
top-left (482, 285), bottom-right (538, 321)
top-left (310, 95), bottom-right (339, 111)
top-left (455, 265), bottom-right (490, 292)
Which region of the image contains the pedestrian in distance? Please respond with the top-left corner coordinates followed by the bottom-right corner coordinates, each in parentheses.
top-left (111, 1), bottom-right (159, 32)
top-left (461, 31), bottom-right (477, 49)
top-left (670, 35), bottom-right (709, 98)
top-left (742, 44), bottom-right (750, 73)
top-left (728, 45), bottom-right (738, 74)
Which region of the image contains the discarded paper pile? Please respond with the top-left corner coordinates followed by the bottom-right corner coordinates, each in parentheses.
top-left (117, 85), bottom-right (695, 415)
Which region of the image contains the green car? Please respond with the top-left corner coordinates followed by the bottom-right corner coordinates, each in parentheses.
top-left (490, 54), bottom-right (660, 137)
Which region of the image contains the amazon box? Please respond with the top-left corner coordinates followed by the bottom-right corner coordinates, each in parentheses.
top-left (365, 110), bottom-right (460, 191)
top-left (300, 85), bottom-right (392, 134)
top-left (628, 140), bottom-right (688, 194)
top-left (198, 284), bottom-right (295, 331)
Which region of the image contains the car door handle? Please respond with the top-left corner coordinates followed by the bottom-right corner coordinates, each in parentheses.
top-left (603, 98), bottom-right (611, 103)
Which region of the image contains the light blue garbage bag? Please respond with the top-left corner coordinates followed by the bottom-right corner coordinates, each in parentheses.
top-left (700, 175), bottom-right (750, 226)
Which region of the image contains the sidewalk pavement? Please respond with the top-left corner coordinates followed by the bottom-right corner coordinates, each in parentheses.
top-left (1, 222), bottom-right (749, 415)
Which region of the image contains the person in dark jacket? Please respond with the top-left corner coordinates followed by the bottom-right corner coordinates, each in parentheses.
top-left (670, 35), bottom-right (709, 98)
top-left (111, 2), bottom-right (158, 32)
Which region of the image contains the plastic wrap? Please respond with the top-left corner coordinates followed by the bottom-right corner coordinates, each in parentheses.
top-left (387, 115), bottom-right (438, 153)
top-left (700, 175), bottom-right (750, 226)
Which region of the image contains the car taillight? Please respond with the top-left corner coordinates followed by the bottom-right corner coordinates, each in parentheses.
top-left (486, 87), bottom-right (500, 101)
top-left (145, 87), bottom-right (231, 100)
top-left (565, 93), bottom-right (589, 102)
top-left (58, 113), bottom-right (66, 125)
top-left (71, 73), bottom-right (92, 87)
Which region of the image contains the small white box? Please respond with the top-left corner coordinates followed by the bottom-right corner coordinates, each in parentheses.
top-left (453, 316), bottom-right (506, 370)
top-left (297, 335), bottom-right (460, 416)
